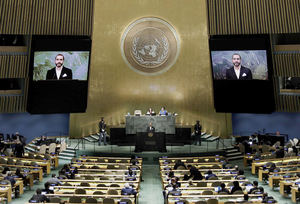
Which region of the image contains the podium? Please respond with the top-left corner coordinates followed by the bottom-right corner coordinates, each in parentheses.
top-left (135, 132), bottom-right (166, 152)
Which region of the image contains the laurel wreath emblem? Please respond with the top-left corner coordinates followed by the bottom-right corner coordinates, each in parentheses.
top-left (131, 35), bottom-right (169, 66)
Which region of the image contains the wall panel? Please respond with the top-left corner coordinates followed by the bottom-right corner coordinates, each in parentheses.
top-left (208, 0), bottom-right (300, 35)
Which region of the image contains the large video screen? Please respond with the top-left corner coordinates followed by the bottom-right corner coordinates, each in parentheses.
top-left (209, 35), bottom-right (274, 113)
top-left (33, 51), bottom-right (90, 81)
top-left (211, 50), bottom-right (268, 80)
top-left (27, 36), bottom-right (91, 114)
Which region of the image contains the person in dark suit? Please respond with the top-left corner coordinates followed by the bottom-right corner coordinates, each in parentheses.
top-left (46, 54), bottom-right (73, 80)
top-left (226, 54), bottom-right (252, 80)
top-left (98, 117), bottom-right (107, 145)
top-left (29, 188), bottom-right (50, 203)
top-left (121, 183), bottom-right (137, 195)
top-left (194, 120), bottom-right (202, 145)
top-left (147, 122), bottom-right (155, 133)
top-left (186, 165), bottom-right (203, 180)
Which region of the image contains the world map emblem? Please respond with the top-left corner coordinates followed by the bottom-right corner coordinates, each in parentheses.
top-left (121, 17), bottom-right (180, 75)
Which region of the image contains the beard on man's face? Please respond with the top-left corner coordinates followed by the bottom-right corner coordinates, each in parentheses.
top-left (56, 63), bottom-right (62, 67)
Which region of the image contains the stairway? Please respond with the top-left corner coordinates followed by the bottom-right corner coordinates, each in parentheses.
top-left (224, 146), bottom-right (244, 160)
top-left (83, 134), bottom-right (99, 142)
top-left (58, 147), bottom-right (77, 160)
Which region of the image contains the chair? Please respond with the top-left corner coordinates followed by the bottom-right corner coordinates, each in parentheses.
top-left (80, 182), bottom-right (90, 187)
top-left (218, 191), bottom-right (229, 195)
top-left (224, 202), bottom-right (235, 204)
top-left (119, 165), bottom-right (127, 169)
top-left (107, 189), bottom-right (118, 195)
top-left (207, 198), bottom-right (218, 204)
top-left (49, 197), bottom-right (62, 203)
top-left (60, 141), bottom-right (67, 153)
top-left (107, 164), bottom-right (116, 169)
top-left (177, 166), bottom-right (186, 170)
top-left (207, 158), bottom-right (216, 162)
top-left (7, 158), bottom-right (15, 165)
top-left (100, 176), bottom-right (109, 180)
top-left (233, 190), bottom-right (243, 194)
top-left (97, 158), bottom-right (106, 162)
top-left (222, 176), bottom-right (232, 180)
top-left (211, 181), bottom-right (222, 187)
top-left (75, 188), bottom-right (86, 194)
top-left (208, 176), bottom-right (218, 180)
top-left (62, 182), bottom-right (72, 186)
top-left (0, 158), bottom-right (7, 164)
top-left (48, 143), bottom-right (57, 154)
top-left (120, 198), bottom-right (132, 204)
top-left (35, 155), bottom-right (43, 160)
top-left (227, 182), bottom-right (234, 187)
top-left (85, 176), bottom-right (94, 180)
top-left (80, 165), bottom-right (87, 169)
top-left (91, 165), bottom-right (100, 169)
top-left (85, 197), bottom-right (98, 203)
top-left (97, 183), bottom-right (107, 187)
top-left (103, 198), bottom-right (115, 204)
top-left (211, 165), bottom-right (220, 169)
top-left (39, 144), bottom-right (47, 154)
top-left (110, 183), bottom-right (120, 187)
top-left (198, 158), bottom-right (206, 162)
top-left (28, 153), bottom-right (35, 159)
top-left (115, 177), bottom-right (123, 181)
top-left (202, 190), bottom-right (213, 195)
top-left (195, 201), bottom-right (207, 204)
top-left (225, 164), bottom-right (233, 169)
top-left (69, 197), bottom-right (82, 203)
top-left (197, 182), bottom-right (207, 187)
top-left (15, 160), bottom-right (24, 166)
top-left (176, 200), bottom-right (189, 204)
top-left (186, 159), bottom-right (194, 163)
top-left (93, 191), bottom-right (105, 195)
top-left (108, 159), bottom-right (116, 163)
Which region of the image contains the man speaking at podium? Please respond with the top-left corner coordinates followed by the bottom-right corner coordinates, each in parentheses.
top-left (147, 122), bottom-right (155, 136)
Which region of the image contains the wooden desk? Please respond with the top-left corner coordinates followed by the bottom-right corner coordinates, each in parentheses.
top-left (0, 184), bottom-right (11, 202)
top-left (0, 164), bottom-right (43, 182)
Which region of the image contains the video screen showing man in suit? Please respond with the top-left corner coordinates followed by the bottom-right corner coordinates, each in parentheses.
top-left (46, 54), bottom-right (73, 80)
top-left (33, 51), bottom-right (90, 81)
top-left (210, 50), bottom-right (268, 80)
top-left (226, 54), bottom-right (252, 80)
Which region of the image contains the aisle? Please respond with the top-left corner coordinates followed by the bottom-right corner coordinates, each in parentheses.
top-left (138, 165), bottom-right (164, 204)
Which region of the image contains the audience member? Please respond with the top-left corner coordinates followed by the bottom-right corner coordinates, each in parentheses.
top-left (47, 174), bottom-right (61, 185)
top-left (42, 182), bottom-right (54, 194)
top-left (174, 160), bottom-right (186, 170)
top-left (4, 171), bottom-right (16, 187)
top-left (186, 165), bottom-right (203, 180)
top-left (121, 183), bottom-right (137, 195)
top-left (29, 188), bottom-right (50, 203)
top-left (248, 181), bottom-right (259, 194)
top-left (205, 170), bottom-right (217, 180)
top-left (218, 183), bottom-right (229, 194)
top-left (230, 181), bottom-right (242, 194)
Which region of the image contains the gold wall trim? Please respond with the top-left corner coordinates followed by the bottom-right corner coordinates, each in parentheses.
top-left (207, 0), bottom-right (300, 35)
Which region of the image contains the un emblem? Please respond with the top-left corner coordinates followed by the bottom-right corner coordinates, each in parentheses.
top-left (121, 17), bottom-right (180, 75)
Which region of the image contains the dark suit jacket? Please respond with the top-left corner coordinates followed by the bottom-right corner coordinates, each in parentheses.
top-left (194, 123), bottom-right (202, 135)
top-left (147, 126), bottom-right (155, 133)
top-left (46, 67), bottom-right (73, 80)
top-left (226, 66), bottom-right (252, 80)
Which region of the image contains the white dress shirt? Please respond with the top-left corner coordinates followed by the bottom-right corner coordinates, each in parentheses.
top-left (234, 67), bottom-right (240, 79)
top-left (55, 67), bottom-right (63, 79)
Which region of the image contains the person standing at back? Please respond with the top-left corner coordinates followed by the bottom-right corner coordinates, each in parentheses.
top-left (194, 120), bottom-right (202, 145)
top-left (98, 117), bottom-right (107, 146)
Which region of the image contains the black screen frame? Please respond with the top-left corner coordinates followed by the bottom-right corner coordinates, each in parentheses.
top-left (209, 34), bottom-right (275, 113)
top-left (27, 35), bottom-right (92, 114)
